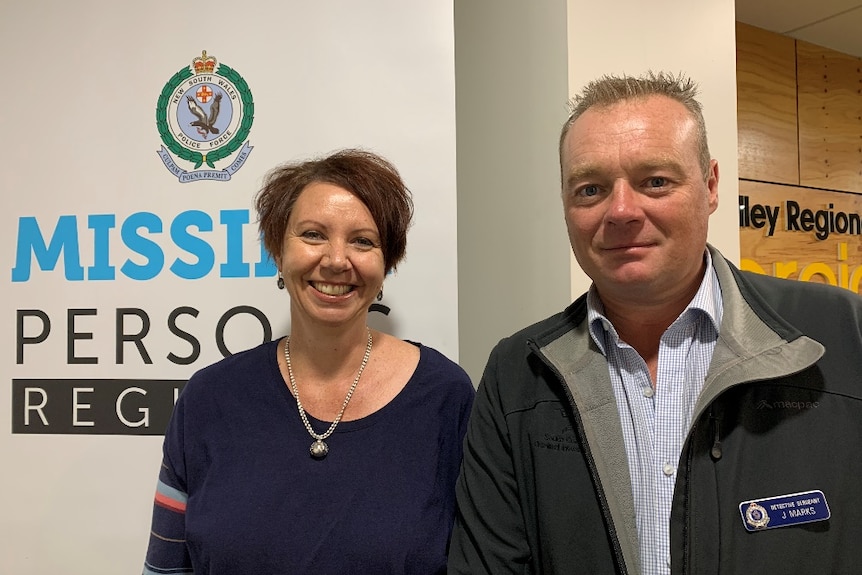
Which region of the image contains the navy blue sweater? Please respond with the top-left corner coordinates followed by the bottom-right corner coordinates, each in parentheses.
top-left (145, 338), bottom-right (474, 575)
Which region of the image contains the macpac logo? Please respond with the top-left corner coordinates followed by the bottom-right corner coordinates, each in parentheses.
top-left (756, 399), bottom-right (820, 410)
top-left (11, 209), bottom-right (276, 282)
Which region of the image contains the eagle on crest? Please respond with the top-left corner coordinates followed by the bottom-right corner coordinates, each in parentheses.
top-left (186, 92), bottom-right (222, 137)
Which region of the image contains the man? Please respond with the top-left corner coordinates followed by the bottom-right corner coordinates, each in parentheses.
top-left (448, 72), bottom-right (862, 575)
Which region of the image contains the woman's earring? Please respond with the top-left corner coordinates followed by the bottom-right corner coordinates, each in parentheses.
top-left (376, 288), bottom-right (383, 301)
top-left (277, 272), bottom-right (285, 290)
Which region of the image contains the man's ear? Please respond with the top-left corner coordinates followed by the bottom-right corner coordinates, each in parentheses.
top-left (707, 159), bottom-right (719, 214)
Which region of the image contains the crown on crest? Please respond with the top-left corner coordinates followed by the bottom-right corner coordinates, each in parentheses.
top-left (192, 50), bottom-right (217, 74)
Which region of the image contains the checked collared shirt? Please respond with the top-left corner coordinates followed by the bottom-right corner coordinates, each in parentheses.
top-left (587, 252), bottom-right (723, 575)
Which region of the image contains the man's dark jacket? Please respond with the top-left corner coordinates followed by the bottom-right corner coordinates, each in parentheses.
top-left (449, 246), bottom-right (862, 574)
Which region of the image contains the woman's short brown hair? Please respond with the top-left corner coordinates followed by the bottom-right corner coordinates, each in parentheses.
top-left (255, 149), bottom-right (414, 274)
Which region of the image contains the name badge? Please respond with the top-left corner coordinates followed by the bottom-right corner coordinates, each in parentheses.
top-left (739, 490), bottom-right (830, 532)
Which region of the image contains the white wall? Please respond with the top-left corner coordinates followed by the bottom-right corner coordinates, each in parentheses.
top-left (455, 0), bottom-right (573, 384)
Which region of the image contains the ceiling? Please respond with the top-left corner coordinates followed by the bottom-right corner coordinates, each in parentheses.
top-left (736, 0), bottom-right (862, 58)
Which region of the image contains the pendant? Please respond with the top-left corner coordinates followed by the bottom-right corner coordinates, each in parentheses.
top-left (310, 439), bottom-right (329, 459)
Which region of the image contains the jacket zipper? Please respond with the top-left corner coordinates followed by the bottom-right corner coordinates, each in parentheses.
top-left (709, 407), bottom-right (722, 461)
top-left (528, 339), bottom-right (629, 575)
top-left (679, 405), bottom-right (723, 574)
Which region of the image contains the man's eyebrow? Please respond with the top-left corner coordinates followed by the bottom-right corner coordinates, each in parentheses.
top-left (563, 164), bottom-right (602, 189)
top-left (635, 158), bottom-right (686, 174)
top-left (565, 158), bottom-right (685, 183)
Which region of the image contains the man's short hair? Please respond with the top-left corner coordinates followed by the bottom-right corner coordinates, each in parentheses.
top-left (559, 71), bottom-right (711, 179)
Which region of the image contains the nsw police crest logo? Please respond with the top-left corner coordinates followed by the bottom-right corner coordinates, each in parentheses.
top-left (156, 51), bottom-right (254, 183)
top-left (744, 502), bottom-right (770, 530)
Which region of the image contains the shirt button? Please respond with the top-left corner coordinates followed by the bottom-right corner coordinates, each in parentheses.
top-left (643, 387), bottom-right (655, 398)
top-left (663, 463), bottom-right (675, 476)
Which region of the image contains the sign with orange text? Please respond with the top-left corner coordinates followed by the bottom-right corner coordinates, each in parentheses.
top-left (739, 181), bottom-right (862, 294)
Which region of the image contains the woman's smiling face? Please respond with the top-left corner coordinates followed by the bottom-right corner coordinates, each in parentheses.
top-left (278, 182), bottom-right (385, 329)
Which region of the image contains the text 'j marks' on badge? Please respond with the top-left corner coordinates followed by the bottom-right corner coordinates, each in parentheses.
top-left (739, 490), bottom-right (830, 532)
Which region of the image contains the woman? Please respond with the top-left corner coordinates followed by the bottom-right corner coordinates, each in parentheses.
top-left (143, 149), bottom-right (474, 574)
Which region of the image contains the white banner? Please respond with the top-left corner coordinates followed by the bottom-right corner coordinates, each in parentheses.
top-left (0, 1), bottom-right (457, 572)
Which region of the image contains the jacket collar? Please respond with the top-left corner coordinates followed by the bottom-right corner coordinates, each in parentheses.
top-left (695, 245), bottom-right (824, 416)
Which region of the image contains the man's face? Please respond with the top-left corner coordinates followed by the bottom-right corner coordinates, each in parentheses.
top-left (560, 95), bottom-right (719, 307)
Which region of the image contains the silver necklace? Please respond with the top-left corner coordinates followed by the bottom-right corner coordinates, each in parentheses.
top-left (284, 329), bottom-right (372, 459)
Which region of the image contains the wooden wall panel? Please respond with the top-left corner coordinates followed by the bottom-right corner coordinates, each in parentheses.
top-left (797, 40), bottom-right (862, 191)
top-left (739, 180), bottom-right (862, 292)
top-left (736, 22), bottom-right (799, 184)
top-left (737, 25), bottom-right (862, 295)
